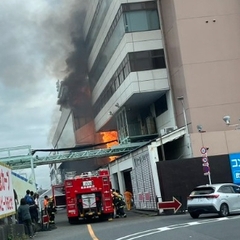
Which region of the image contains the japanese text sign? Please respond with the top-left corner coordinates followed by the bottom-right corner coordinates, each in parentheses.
top-left (229, 152), bottom-right (240, 184)
top-left (0, 164), bottom-right (15, 218)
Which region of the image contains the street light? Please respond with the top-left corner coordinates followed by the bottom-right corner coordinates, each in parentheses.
top-left (223, 115), bottom-right (231, 125)
top-left (223, 115), bottom-right (240, 129)
top-left (197, 125), bottom-right (203, 132)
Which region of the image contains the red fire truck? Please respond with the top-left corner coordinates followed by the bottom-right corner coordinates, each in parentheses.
top-left (52, 169), bottom-right (114, 224)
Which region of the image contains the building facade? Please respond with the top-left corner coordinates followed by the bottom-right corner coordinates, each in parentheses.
top-left (52, 0), bottom-right (240, 210)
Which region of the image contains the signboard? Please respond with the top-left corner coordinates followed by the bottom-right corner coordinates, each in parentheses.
top-left (0, 163), bottom-right (15, 219)
top-left (229, 152), bottom-right (240, 184)
top-left (158, 197), bottom-right (182, 213)
top-left (200, 147), bottom-right (210, 176)
top-left (200, 147), bottom-right (207, 154)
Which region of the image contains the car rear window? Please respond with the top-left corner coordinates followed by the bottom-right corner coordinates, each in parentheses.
top-left (190, 187), bottom-right (215, 195)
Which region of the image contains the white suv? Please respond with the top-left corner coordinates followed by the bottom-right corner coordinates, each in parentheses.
top-left (187, 183), bottom-right (240, 219)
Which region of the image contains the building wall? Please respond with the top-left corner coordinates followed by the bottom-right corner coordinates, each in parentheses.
top-left (52, 108), bottom-right (75, 148)
top-left (75, 120), bottom-right (98, 145)
top-left (191, 130), bottom-right (240, 157)
top-left (159, 0), bottom-right (240, 156)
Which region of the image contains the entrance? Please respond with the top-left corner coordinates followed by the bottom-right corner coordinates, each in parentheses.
top-left (123, 169), bottom-right (132, 193)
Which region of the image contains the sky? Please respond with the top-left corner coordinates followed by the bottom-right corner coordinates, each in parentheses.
top-left (0, 0), bottom-right (86, 189)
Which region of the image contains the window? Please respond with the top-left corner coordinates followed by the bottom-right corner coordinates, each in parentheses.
top-left (115, 77), bottom-right (120, 90)
top-left (111, 82), bottom-right (116, 94)
top-left (190, 187), bottom-right (214, 195)
top-left (218, 186), bottom-right (234, 193)
top-left (129, 49), bottom-right (166, 72)
top-left (152, 49), bottom-right (166, 69)
top-left (124, 10), bottom-right (159, 33)
top-left (155, 94), bottom-right (168, 117)
top-left (131, 58), bottom-right (152, 71)
top-left (152, 57), bottom-right (166, 69)
top-left (89, 13), bottom-right (125, 89)
top-left (86, 0), bottom-right (112, 54)
top-left (118, 71), bottom-right (124, 84)
top-left (233, 186), bottom-right (240, 193)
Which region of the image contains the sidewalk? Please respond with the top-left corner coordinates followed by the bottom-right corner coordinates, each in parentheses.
top-left (129, 206), bottom-right (187, 217)
top-left (129, 207), bottom-right (159, 217)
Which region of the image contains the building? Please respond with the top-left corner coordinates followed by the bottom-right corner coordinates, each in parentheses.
top-left (52, 0), bottom-right (240, 210)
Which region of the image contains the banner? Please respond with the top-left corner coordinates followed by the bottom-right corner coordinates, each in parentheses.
top-left (0, 163), bottom-right (15, 219)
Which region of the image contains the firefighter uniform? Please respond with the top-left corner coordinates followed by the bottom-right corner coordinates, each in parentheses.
top-left (47, 198), bottom-right (57, 224)
top-left (112, 191), bottom-right (126, 218)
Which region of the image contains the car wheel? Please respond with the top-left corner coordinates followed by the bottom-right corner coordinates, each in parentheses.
top-left (190, 212), bottom-right (199, 219)
top-left (219, 203), bottom-right (229, 217)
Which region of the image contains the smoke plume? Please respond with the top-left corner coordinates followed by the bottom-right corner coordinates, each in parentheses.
top-left (56, 2), bottom-right (92, 119)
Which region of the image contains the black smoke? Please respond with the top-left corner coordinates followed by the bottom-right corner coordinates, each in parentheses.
top-left (57, 5), bottom-right (92, 118)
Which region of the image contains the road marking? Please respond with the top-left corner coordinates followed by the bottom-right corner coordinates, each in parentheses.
top-left (87, 224), bottom-right (99, 240)
top-left (114, 216), bottom-right (239, 240)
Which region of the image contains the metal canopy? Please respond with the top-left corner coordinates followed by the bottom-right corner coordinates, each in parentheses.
top-left (0, 142), bottom-right (149, 170)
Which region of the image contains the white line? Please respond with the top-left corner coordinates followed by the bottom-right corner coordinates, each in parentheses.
top-left (114, 229), bottom-right (158, 240)
top-left (121, 231), bottom-right (161, 240)
top-left (188, 222), bottom-right (199, 225)
top-left (158, 227), bottom-right (170, 232)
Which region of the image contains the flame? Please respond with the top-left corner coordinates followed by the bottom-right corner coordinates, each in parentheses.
top-left (100, 131), bottom-right (118, 161)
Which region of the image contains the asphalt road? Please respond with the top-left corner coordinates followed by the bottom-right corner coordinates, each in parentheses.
top-left (33, 209), bottom-right (240, 240)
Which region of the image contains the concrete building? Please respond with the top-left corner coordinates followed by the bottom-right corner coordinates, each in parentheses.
top-left (52, 0), bottom-right (240, 210)
top-left (158, 0), bottom-right (240, 156)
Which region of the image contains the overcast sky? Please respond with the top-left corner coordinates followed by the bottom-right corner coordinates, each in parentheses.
top-left (0, 0), bottom-right (86, 189)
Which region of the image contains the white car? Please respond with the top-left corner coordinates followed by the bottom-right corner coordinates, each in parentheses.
top-left (187, 183), bottom-right (240, 219)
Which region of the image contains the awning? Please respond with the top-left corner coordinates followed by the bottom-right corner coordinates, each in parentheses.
top-left (151, 127), bottom-right (186, 147)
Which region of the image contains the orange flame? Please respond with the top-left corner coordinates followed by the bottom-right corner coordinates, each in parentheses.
top-left (100, 131), bottom-right (118, 161)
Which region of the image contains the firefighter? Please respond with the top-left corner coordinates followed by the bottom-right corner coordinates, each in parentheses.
top-left (112, 190), bottom-right (126, 218)
top-left (47, 197), bottom-right (57, 225)
top-left (124, 190), bottom-right (133, 210)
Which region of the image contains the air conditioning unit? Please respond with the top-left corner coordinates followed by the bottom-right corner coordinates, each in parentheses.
top-left (160, 126), bottom-right (178, 136)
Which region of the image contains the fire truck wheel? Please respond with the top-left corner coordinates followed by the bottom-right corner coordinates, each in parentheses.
top-left (68, 217), bottom-right (79, 224)
top-left (99, 213), bottom-right (113, 221)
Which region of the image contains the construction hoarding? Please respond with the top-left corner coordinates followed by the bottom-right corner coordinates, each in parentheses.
top-left (12, 172), bottom-right (36, 206)
top-left (0, 163), bottom-right (15, 219)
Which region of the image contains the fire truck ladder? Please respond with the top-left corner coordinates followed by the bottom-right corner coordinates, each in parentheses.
top-left (0, 142), bottom-right (148, 170)
top-left (101, 176), bottom-right (112, 211)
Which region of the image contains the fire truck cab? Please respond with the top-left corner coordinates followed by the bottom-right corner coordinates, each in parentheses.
top-left (55, 169), bottom-right (114, 224)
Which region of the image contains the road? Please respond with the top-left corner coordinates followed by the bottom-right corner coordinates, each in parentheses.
top-left (34, 209), bottom-right (240, 240)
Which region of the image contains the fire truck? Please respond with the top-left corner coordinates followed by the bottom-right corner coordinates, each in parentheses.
top-left (52, 169), bottom-right (114, 224)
